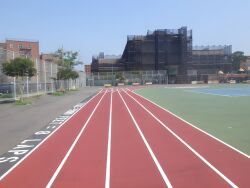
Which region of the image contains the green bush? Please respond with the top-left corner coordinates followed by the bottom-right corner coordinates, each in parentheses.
top-left (0, 93), bottom-right (13, 98)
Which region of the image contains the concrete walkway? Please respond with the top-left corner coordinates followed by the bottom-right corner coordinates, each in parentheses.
top-left (0, 87), bottom-right (101, 155)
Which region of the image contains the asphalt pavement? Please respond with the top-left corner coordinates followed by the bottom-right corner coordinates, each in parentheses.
top-left (0, 87), bottom-right (100, 155)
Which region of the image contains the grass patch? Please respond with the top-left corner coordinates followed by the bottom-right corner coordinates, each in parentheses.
top-left (52, 91), bottom-right (65, 96)
top-left (15, 99), bottom-right (32, 105)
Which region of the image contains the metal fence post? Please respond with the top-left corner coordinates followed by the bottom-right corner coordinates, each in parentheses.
top-left (36, 59), bottom-right (39, 94)
top-left (51, 62), bottom-right (53, 93)
top-left (26, 76), bottom-right (29, 97)
top-left (166, 71), bottom-right (168, 85)
top-left (13, 77), bottom-right (16, 100)
top-left (44, 60), bottom-right (46, 93)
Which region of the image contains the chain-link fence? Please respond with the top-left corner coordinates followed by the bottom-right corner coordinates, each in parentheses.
top-left (86, 70), bottom-right (168, 86)
top-left (0, 77), bottom-right (85, 102)
top-left (0, 48), bottom-right (86, 102)
top-left (86, 70), bottom-right (250, 86)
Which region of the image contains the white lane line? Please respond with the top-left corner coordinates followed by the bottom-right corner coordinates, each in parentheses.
top-left (46, 90), bottom-right (108, 188)
top-left (105, 89), bottom-right (113, 188)
top-left (123, 89), bottom-right (238, 188)
top-left (129, 89), bottom-right (250, 159)
top-left (0, 89), bottom-right (103, 181)
top-left (185, 90), bottom-right (235, 97)
top-left (118, 90), bottom-right (172, 188)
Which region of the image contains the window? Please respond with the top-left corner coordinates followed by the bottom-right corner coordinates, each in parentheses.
top-left (18, 44), bottom-right (23, 49)
top-left (9, 44), bottom-right (13, 48)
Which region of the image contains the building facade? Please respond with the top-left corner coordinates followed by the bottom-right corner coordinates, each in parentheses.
top-left (84, 65), bottom-right (92, 76)
top-left (4, 39), bottom-right (39, 61)
top-left (0, 43), bottom-right (6, 83)
top-left (0, 39), bottom-right (40, 83)
top-left (188, 45), bottom-right (232, 75)
top-left (240, 56), bottom-right (250, 72)
top-left (39, 53), bottom-right (58, 83)
top-left (121, 27), bottom-right (192, 75)
top-left (89, 27), bottom-right (235, 84)
top-left (91, 27), bottom-right (192, 77)
top-left (91, 53), bottom-right (123, 72)
top-left (0, 39), bottom-right (60, 84)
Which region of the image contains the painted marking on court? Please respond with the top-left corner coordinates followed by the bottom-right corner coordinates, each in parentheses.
top-left (118, 90), bottom-right (173, 188)
top-left (46, 90), bottom-right (108, 188)
top-left (187, 87), bottom-right (250, 97)
top-left (123, 89), bottom-right (239, 188)
top-left (0, 89), bottom-right (103, 181)
top-left (185, 90), bottom-right (235, 97)
top-left (130, 89), bottom-right (250, 159)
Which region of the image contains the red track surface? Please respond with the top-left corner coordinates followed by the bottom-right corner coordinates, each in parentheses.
top-left (0, 88), bottom-right (249, 188)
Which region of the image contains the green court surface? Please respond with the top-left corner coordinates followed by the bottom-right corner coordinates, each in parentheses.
top-left (135, 84), bottom-right (250, 156)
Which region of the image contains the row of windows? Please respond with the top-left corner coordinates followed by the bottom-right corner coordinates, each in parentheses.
top-left (9, 43), bottom-right (32, 49)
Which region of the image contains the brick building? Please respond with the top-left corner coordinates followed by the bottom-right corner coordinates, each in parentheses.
top-left (4, 39), bottom-right (39, 61)
top-left (0, 39), bottom-right (59, 84)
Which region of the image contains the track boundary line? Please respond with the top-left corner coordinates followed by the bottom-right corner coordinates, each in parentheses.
top-left (124, 89), bottom-right (238, 188)
top-left (118, 90), bottom-right (173, 188)
top-left (46, 89), bottom-right (108, 188)
top-left (105, 89), bottom-right (113, 188)
top-left (0, 89), bottom-right (103, 181)
top-left (129, 88), bottom-right (250, 159)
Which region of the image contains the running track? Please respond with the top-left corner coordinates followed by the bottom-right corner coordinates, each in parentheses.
top-left (0, 88), bottom-right (249, 188)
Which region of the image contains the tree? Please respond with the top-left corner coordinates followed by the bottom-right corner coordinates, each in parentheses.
top-left (57, 68), bottom-right (79, 80)
top-left (55, 48), bottom-right (82, 90)
top-left (2, 57), bottom-right (36, 101)
top-left (115, 72), bottom-right (125, 82)
top-left (232, 51), bottom-right (247, 72)
top-left (56, 48), bottom-right (80, 69)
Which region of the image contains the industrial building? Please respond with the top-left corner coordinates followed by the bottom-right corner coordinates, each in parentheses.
top-left (121, 27), bottom-right (192, 74)
top-left (91, 53), bottom-right (123, 72)
top-left (89, 27), bottom-right (234, 84)
top-left (189, 45), bottom-right (232, 75)
top-left (91, 27), bottom-right (193, 76)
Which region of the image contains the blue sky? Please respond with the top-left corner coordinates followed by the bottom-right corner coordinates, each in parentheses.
top-left (1, 0), bottom-right (250, 66)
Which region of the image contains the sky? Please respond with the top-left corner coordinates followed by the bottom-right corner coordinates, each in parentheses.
top-left (1, 0), bottom-right (250, 68)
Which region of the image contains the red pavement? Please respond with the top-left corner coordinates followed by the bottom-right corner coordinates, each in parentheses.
top-left (0, 88), bottom-right (249, 188)
top-left (110, 91), bottom-right (166, 188)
